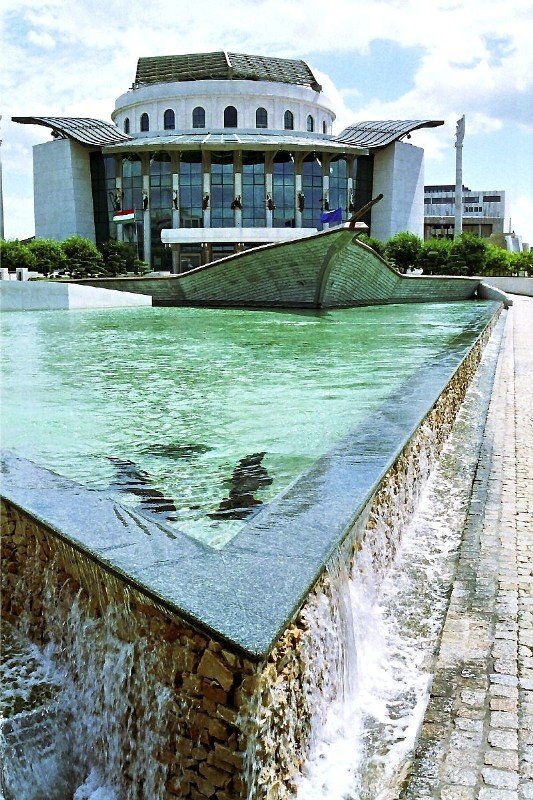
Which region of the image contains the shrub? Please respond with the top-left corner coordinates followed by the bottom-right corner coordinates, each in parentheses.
top-left (61, 236), bottom-right (106, 278)
top-left (449, 233), bottom-right (487, 276)
top-left (419, 238), bottom-right (452, 275)
top-left (0, 239), bottom-right (37, 272)
top-left (512, 250), bottom-right (533, 275)
top-left (358, 233), bottom-right (386, 258)
top-left (27, 238), bottom-right (67, 276)
top-left (384, 232), bottom-right (422, 272)
top-left (483, 245), bottom-right (512, 276)
top-left (99, 240), bottom-right (140, 277)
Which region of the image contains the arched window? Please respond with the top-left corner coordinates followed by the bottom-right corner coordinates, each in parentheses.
top-left (224, 105), bottom-right (238, 128)
top-left (140, 113), bottom-right (149, 132)
top-left (256, 107), bottom-right (268, 128)
top-left (322, 120), bottom-right (327, 134)
top-left (163, 109), bottom-right (175, 130)
top-left (192, 106), bottom-right (205, 128)
top-left (124, 117), bottom-right (130, 134)
top-left (284, 110), bottom-right (294, 130)
top-left (306, 115), bottom-right (314, 132)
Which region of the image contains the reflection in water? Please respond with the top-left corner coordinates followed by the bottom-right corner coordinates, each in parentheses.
top-left (108, 457), bottom-right (178, 518)
top-left (210, 451), bottom-right (273, 519)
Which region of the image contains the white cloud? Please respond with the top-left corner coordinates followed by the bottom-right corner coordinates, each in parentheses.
top-left (1, 0), bottom-right (531, 240)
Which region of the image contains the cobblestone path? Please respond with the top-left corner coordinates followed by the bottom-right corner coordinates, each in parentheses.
top-left (401, 295), bottom-right (533, 800)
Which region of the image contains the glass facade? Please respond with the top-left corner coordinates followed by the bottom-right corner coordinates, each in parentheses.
top-left (352, 155), bottom-right (374, 223)
top-left (273, 153), bottom-right (295, 228)
top-left (150, 152), bottom-right (172, 269)
top-left (329, 157), bottom-right (349, 221)
top-left (179, 153), bottom-right (203, 227)
top-left (242, 152), bottom-right (266, 227)
top-left (90, 153), bottom-right (116, 247)
top-left (302, 155), bottom-right (322, 228)
top-left (210, 152), bottom-right (235, 227)
top-left (121, 155), bottom-right (143, 259)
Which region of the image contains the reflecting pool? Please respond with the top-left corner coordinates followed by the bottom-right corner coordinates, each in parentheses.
top-left (1, 302), bottom-right (493, 547)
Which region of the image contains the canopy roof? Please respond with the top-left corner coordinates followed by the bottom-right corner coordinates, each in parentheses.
top-left (102, 129), bottom-right (366, 155)
top-left (11, 116), bottom-right (131, 147)
top-left (336, 119), bottom-right (444, 148)
top-left (135, 51), bottom-right (322, 91)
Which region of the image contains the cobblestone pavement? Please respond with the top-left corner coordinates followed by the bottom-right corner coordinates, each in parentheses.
top-left (402, 296), bottom-right (533, 800)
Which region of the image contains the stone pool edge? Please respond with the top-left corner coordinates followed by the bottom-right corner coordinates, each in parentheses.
top-left (0, 302), bottom-right (504, 661)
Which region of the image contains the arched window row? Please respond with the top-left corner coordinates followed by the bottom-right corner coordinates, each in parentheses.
top-left (124, 109), bottom-right (332, 133)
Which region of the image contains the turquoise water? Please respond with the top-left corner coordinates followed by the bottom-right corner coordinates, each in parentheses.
top-left (1, 303), bottom-right (491, 547)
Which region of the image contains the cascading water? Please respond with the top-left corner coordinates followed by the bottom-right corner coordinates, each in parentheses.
top-left (1, 548), bottom-right (174, 800)
top-left (291, 381), bottom-right (490, 799)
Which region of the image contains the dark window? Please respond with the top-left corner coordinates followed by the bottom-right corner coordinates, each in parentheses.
top-left (322, 120), bottom-right (327, 134)
top-left (224, 106), bottom-right (238, 128)
top-left (192, 106), bottom-right (205, 128)
top-left (273, 152), bottom-right (295, 227)
top-left (124, 117), bottom-right (130, 134)
top-left (121, 155), bottom-right (144, 260)
top-left (256, 107), bottom-right (268, 128)
top-left (180, 152), bottom-right (203, 227)
top-left (431, 197), bottom-right (452, 204)
top-left (329, 157), bottom-right (348, 221)
top-left (140, 113), bottom-right (149, 132)
top-left (242, 152), bottom-right (266, 227)
top-left (483, 195), bottom-right (501, 203)
top-left (163, 109), bottom-right (175, 130)
top-left (150, 152), bottom-right (172, 269)
top-left (302, 154), bottom-right (322, 228)
top-left (210, 151), bottom-right (235, 227)
top-left (284, 110), bottom-right (294, 130)
top-left (306, 115), bottom-right (314, 132)
top-left (463, 196), bottom-right (480, 203)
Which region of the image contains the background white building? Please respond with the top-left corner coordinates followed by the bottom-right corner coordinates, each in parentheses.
top-left (14, 51), bottom-right (444, 271)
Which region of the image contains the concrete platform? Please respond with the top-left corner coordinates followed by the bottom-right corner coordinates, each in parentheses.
top-left (402, 295), bottom-right (533, 799)
top-left (0, 280), bottom-right (152, 312)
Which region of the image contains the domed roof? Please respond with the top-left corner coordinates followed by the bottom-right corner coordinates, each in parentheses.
top-left (134, 51), bottom-right (322, 92)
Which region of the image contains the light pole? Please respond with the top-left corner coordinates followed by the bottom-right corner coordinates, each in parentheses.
top-left (454, 115), bottom-right (465, 239)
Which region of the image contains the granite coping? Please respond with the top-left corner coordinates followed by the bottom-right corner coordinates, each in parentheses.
top-left (0, 302), bottom-right (505, 660)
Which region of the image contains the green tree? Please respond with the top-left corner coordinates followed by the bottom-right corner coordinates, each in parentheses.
top-left (384, 232), bottom-right (422, 272)
top-left (358, 233), bottom-right (386, 258)
top-left (512, 250), bottom-right (533, 275)
top-left (98, 240), bottom-right (138, 276)
top-left (61, 236), bottom-right (106, 278)
top-left (0, 239), bottom-right (37, 272)
top-left (419, 238), bottom-right (452, 275)
top-left (483, 244), bottom-right (512, 276)
top-left (27, 238), bottom-right (67, 276)
top-left (449, 233), bottom-right (487, 276)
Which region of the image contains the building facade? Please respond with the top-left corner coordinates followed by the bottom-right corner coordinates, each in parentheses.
top-left (15, 52), bottom-right (443, 272)
top-left (424, 184), bottom-right (506, 241)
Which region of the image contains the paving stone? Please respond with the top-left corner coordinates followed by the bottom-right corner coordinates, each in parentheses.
top-left (484, 748), bottom-right (519, 770)
top-left (482, 767), bottom-right (519, 789)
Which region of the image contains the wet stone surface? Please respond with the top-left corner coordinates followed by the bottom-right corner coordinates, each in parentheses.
top-left (401, 296), bottom-right (533, 800)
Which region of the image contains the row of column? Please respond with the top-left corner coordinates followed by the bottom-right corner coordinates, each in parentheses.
top-left (113, 150), bottom-right (357, 267)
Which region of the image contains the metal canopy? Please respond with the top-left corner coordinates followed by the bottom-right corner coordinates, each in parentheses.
top-left (103, 130), bottom-right (367, 155)
top-left (135, 51), bottom-right (322, 91)
top-left (11, 116), bottom-right (132, 147)
top-left (335, 119), bottom-right (444, 149)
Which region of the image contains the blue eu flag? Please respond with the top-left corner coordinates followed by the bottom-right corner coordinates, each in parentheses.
top-left (320, 207), bottom-right (343, 224)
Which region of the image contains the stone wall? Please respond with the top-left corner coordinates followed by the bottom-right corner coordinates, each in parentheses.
top-left (1, 507), bottom-right (257, 800)
top-left (0, 308), bottom-right (501, 800)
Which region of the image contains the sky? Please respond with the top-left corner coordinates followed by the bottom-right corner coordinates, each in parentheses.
top-left (1, 0), bottom-right (532, 243)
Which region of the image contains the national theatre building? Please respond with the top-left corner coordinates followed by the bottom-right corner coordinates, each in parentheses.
top-left (14, 51), bottom-right (443, 272)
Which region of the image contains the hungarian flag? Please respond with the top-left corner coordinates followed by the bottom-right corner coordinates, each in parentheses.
top-left (320, 207), bottom-right (343, 224)
top-left (113, 209), bottom-right (135, 224)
